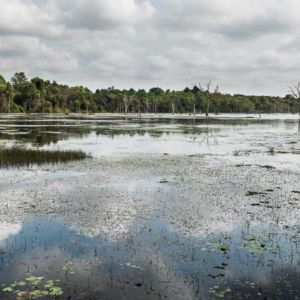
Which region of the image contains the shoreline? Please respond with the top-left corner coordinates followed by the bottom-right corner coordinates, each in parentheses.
top-left (0, 112), bottom-right (300, 120)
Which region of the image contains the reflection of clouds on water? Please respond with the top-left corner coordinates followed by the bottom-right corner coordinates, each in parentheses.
top-left (1, 115), bottom-right (300, 298)
top-left (0, 223), bottom-right (21, 242)
top-left (0, 218), bottom-right (197, 299)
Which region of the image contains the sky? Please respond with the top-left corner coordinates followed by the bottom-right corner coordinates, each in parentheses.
top-left (0, 0), bottom-right (300, 96)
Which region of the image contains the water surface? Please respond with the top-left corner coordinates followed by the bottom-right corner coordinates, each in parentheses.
top-left (0, 114), bottom-right (300, 299)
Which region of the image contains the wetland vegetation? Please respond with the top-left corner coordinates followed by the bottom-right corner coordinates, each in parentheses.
top-left (0, 147), bottom-right (88, 168)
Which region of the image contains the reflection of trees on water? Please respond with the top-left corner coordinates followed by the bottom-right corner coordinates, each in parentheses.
top-left (95, 127), bottom-right (221, 139)
top-left (0, 126), bottom-right (92, 146)
top-left (1, 118), bottom-right (300, 146)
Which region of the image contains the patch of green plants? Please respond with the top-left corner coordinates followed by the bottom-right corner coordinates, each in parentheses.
top-left (2, 276), bottom-right (63, 299)
top-left (209, 285), bottom-right (231, 299)
top-left (241, 233), bottom-right (268, 254)
top-left (62, 262), bottom-right (75, 275)
top-left (0, 146), bottom-right (89, 168)
top-left (203, 240), bottom-right (230, 253)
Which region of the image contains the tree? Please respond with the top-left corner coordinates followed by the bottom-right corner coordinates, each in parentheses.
top-left (32, 77), bottom-right (46, 113)
top-left (6, 83), bottom-right (13, 113)
top-left (198, 81), bottom-right (219, 117)
top-left (0, 87), bottom-right (7, 113)
top-left (0, 74), bottom-right (6, 88)
top-left (0, 74), bottom-right (7, 113)
top-left (123, 93), bottom-right (134, 116)
top-left (0, 72), bottom-right (299, 115)
top-left (11, 72), bottom-right (28, 87)
top-left (289, 82), bottom-right (300, 115)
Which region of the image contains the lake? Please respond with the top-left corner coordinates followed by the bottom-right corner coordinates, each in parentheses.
top-left (0, 113), bottom-right (300, 299)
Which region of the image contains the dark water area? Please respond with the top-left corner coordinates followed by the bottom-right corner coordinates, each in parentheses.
top-left (1, 217), bottom-right (300, 299)
top-left (1, 114), bottom-right (300, 299)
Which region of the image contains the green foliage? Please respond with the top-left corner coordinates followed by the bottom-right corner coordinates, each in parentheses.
top-left (2, 276), bottom-right (63, 299)
top-left (11, 72), bottom-right (27, 86)
top-left (2, 287), bottom-right (13, 292)
top-left (49, 286), bottom-right (63, 296)
top-left (209, 286), bottom-right (231, 299)
top-left (0, 72), bottom-right (299, 114)
top-left (0, 74), bottom-right (6, 88)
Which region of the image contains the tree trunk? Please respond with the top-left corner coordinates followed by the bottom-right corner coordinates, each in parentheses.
top-left (137, 101), bottom-right (141, 119)
top-left (206, 97), bottom-right (210, 117)
top-left (146, 98), bottom-right (149, 114)
top-left (8, 96), bottom-right (11, 114)
top-left (193, 99), bottom-right (196, 115)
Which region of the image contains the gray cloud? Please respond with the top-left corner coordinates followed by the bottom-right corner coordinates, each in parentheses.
top-left (0, 0), bottom-right (300, 95)
top-left (218, 16), bottom-right (291, 40)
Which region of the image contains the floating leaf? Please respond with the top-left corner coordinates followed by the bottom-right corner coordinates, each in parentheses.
top-left (49, 287), bottom-right (63, 297)
top-left (28, 289), bottom-right (49, 299)
top-left (17, 281), bottom-right (26, 287)
top-left (3, 286), bottom-right (13, 292)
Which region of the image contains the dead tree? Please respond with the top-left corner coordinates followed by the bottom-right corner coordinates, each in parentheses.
top-left (289, 82), bottom-right (300, 115)
top-left (199, 80), bottom-right (211, 117)
top-left (145, 97), bottom-right (149, 114)
top-left (171, 102), bottom-right (175, 115)
top-left (192, 95), bottom-right (196, 115)
top-left (198, 81), bottom-right (219, 117)
top-left (123, 93), bottom-right (134, 116)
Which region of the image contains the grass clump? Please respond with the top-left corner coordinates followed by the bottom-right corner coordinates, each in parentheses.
top-left (0, 146), bottom-right (89, 168)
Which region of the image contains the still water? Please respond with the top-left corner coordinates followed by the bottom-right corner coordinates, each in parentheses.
top-left (0, 114), bottom-right (300, 299)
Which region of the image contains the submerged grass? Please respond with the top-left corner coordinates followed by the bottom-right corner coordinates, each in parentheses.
top-left (0, 146), bottom-right (89, 168)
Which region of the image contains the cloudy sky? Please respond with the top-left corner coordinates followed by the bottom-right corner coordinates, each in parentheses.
top-left (0, 0), bottom-right (300, 95)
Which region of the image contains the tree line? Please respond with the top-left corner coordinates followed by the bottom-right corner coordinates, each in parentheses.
top-left (0, 72), bottom-right (299, 115)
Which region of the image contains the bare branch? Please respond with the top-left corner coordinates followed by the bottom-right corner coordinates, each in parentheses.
top-left (289, 83), bottom-right (300, 100)
top-left (198, 82), bottom-right (204, 91)
top-left (206, 80), bottom-right (211, 92)
top-left (214, 85), bottom-right (219, 94)
top-left (123, 93), bottom-right (135, 115)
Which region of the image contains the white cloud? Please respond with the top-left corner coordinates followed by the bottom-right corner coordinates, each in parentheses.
top-left (0, 0), bottom-right (62, 37)
top-left (0, 222), bottom-right (21, 242)
top-left (0, 0), bottom-right (300, 95)
top-left (0, 35), bottom-right (78, 76)
top-left (47, 0), bottom-right (154, 30)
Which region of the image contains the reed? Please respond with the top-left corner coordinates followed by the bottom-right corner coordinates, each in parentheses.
top-left (0, 146), bottom-right (88, 168)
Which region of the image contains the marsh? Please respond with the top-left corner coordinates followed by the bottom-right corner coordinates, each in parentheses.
top-left (0, 114), bottom-right (300, 299)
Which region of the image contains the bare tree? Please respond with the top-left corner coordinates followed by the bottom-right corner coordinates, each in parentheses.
top-left (289, 82), bottom-right (300, 115)
top-left (171, 102), bottom-right (175, 115)
top-left (199, 80), bottom-right (218, 117)
top-left (192, 94), bottom-right (196, 115)
top-left (145, 97), bottom-right (149, 114)
top-left (123, 93), bottom-right (134, 116)
top-left (137, 97), bottom-right (142, 119)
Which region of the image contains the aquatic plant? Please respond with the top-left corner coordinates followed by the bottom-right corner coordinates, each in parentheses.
top-left (62, 262), bottom-right (75, 275)
top-left (2, 276), bottom-right (63, 299)
top-left (204, 240), bottom-right (230, 253)
top-left (0, 146), bottom-right (89, 168)
top-left (209, 285), bottom-right (231, 299)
